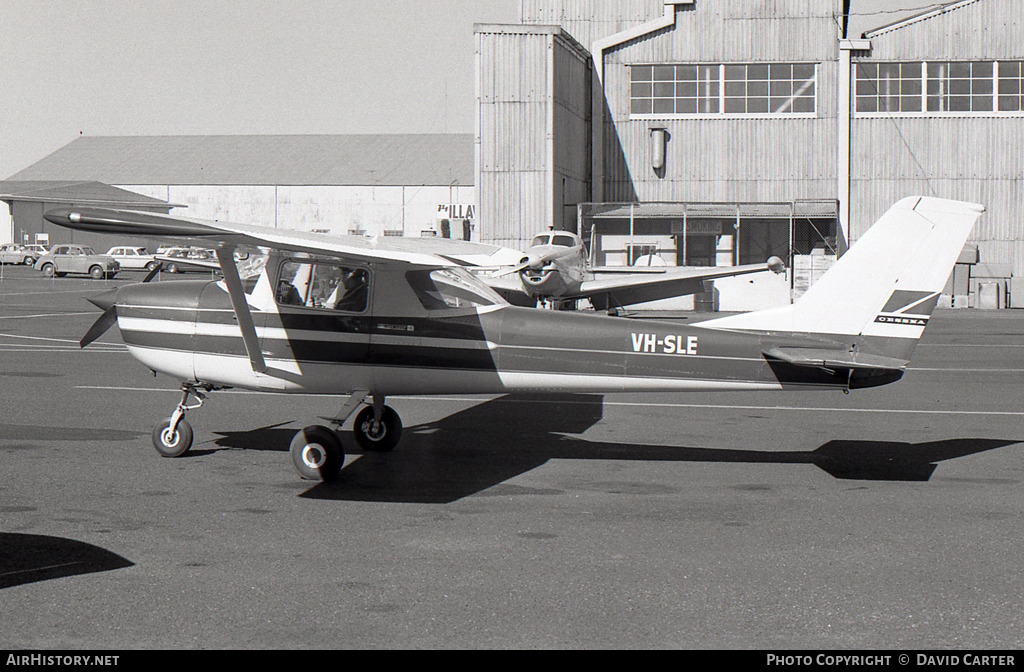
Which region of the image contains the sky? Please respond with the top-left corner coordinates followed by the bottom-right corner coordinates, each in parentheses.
top-left (0, 0), bottom-right (518, 179)
top-left (0, 0), bottom-right (952, 180)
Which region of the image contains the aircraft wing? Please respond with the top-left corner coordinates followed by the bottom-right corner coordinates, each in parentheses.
top-left (575, 260), bottom-right (784, 311)
top-left (154, 254), bottom-right (220, 271)
top-left (42, 206), bottom-right (453, 267)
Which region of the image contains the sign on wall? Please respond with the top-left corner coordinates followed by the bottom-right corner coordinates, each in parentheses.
top-left (436, 204), bottom-right (476, 240)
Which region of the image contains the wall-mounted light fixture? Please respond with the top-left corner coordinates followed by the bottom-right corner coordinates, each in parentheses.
top-left (650, 127), bottom-right (668, 173)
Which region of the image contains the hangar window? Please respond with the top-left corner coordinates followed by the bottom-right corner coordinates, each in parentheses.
top-left (856, 61), bottom-right (1024, 116)
top-left (630, 63), bottom-right (816, 118)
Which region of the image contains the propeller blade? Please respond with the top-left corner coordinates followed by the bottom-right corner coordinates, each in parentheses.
top-left (494, 260), bottom-right (532, 278)
top-left (142, 263), bottom-right (162, 282)
top-left (80, 307), bottom-right (117, 348)
top-left (494, 250), bottom-right (561, 277)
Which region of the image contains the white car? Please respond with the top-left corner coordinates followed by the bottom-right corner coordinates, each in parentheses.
top-left (24, 244), bottom-right (50, 258)
top-left (105, 246), bottom-right (160, 271)
top-left (0, 244), bottom-right (36, 265)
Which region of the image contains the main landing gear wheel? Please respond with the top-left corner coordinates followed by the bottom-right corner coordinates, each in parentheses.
top-left (153, 417), bottom-right (194, 457)
top-left (290, 425), bottom-right (344, 481)
top-left (352, 405), bottom-right (402, 453)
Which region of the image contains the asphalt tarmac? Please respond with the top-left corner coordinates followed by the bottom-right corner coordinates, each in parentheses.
top-left (0, 265), bottom-right (1022, 650)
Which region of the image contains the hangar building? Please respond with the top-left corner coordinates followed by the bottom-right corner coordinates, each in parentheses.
top-left (475, 0), bottom-right (1024, 309)
top-left (3, 134), bottom-right (476, 250)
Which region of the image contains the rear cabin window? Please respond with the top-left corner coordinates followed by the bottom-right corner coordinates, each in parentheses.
top-left (275, 259), bottom-right (370, 312)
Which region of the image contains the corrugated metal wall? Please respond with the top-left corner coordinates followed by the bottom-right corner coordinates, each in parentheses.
top-left (519, 0), bottom-right (666, 51)
top-left (851, 0), bottom-right (1024, 278)
top-left (476, 25), bottom-right (591, 249)
top-left (476, 28), bottom-right (552, 248)
top-left (552, 33), bottom-right (592, 233)
top-left (602, 0), bottom-right (841, 204)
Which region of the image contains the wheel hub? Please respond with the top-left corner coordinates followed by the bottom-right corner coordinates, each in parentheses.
top-left (301, 443), bottom-right (327, 469)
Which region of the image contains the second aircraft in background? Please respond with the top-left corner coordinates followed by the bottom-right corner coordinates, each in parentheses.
top-left (472, 230), bottom-right (785, 310)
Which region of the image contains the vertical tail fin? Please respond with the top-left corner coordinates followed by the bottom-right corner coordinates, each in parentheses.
top-left (701, 197), bottom-right (984, 344)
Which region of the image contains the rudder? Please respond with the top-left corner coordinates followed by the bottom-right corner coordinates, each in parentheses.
top-left (700, 196), bottom-right (984, 343)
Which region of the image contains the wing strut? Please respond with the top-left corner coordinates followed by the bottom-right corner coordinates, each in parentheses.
top-left (215, 246), bottom-right (267, 374)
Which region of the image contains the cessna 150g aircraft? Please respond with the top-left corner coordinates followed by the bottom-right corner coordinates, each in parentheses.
top-left (45, 196), bottom-right (982, 481)
top-left (474, 229), bottom-right (785, 310)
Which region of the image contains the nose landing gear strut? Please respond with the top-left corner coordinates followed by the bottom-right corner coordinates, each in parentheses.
top-left (151, 383), bottom-right (216, 457)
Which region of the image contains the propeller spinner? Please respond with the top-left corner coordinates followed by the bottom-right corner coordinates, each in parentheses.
top-left (79, 262), bottom-right (163, 348)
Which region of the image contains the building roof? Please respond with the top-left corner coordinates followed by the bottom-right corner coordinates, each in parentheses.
top-left (588, 201), bottom-right (838, 219)
top-left (0, 180), bottom-right (175, 209)
top-left (6, 134), bottom-right (475, 187)
top-left (854, 0), bottom-right (980, 39)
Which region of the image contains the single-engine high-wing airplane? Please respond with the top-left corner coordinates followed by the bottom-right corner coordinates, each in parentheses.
top-left (44, 196), bottom-right (982, 482)
top-left (477, 229), bottom-right (786, 310)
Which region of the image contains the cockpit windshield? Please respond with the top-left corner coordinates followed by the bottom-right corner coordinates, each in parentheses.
top-left (530, 233), bottom-right (577, 248)
top-left (407, 267), bottom-right (509, 310)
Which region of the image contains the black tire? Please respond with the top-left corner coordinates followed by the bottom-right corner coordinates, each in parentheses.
top-left (89, 265), bottom-right (104, 279)
top-left (290, 425), bottom-right (344, 480)
top-left (40, 263), bottom-right (55, 278)
top-left (145, 261), bottom-right (160, 271)
top-left (352, 405), bottom-right (402, 452)
top-left (167, 263), bottom-right (180, 273)
top-left (152, 417), bottom-right (193, 457)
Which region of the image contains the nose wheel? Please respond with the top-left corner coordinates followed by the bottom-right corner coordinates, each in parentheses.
top-left (151, 383), bottom-right (210, 457)
top-left (153, 417), bottom-right (194, 457)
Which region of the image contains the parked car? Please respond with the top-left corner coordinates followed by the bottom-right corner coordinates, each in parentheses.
top-left (0, 244), bottom-right (37, 265)
top-left (35, 245), bottom-right (119, 279)
top-left (105, 246), bottom-right (160, 271)
top-left (158, 246), bottom-right (219, 273)
top-left (24, 244), bottom-right (50, 258)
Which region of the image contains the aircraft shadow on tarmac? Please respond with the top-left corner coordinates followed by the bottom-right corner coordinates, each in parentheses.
top-left (0, 533), bottom-right (133, 590)
top-left (267, 394), bottom-right (1019, 504)
top-left (0, 423), bottom-right (148, 444)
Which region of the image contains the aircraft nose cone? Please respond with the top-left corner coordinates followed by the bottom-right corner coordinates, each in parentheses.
top-left (87, 288), bottom-right (119, 312)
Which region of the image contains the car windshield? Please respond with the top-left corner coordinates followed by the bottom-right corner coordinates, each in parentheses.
top-left (81, 247), bottom-right (96, 255)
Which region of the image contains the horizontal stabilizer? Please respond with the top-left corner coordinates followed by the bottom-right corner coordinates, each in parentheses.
top-left (763, 347), bottom-right (908, 371)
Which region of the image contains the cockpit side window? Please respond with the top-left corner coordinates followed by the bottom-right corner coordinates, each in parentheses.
top-left (552, 235), bottom-right (577, 247)
top-left (531, 235), bottom-right (550, 247)
top-left (406, 267), bottom-right (509, 310)
top-left (276, 259), bottom-right (370, 312)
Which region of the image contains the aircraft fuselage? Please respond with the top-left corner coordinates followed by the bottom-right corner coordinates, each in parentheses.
top-left (110, 276), bottom-right (901, 400)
